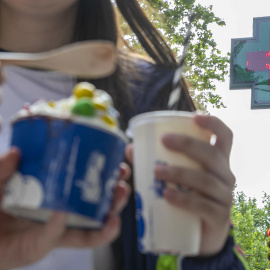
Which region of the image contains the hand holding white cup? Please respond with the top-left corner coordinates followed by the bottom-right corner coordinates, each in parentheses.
top-left (127, 111), bottom-right (212, 255)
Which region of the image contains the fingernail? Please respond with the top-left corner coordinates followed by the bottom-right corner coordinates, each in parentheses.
top-left (162, 134), bottom-right (178, 144)
top-left (154, 164), bottom-right (168, 177)
top-left (106, 214), bottom-right (117, 227)
top-left (163, 188), bottom-right (178, 198)
top-left (8, 147), bottom-right (21, 160)
top-left (53, 212), bottom-right (67, 223)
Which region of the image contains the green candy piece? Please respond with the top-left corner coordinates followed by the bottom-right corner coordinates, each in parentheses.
top-left (71, 97), bottom-right (96, 117)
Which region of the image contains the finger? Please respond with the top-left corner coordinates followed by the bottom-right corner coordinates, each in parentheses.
top-left (59, 214), bottom-right (120, 248)
top-left (18, 212), bottom-right (67, 264)
top-left (40, 212), bottom-right (67, 247)
top-left (45, 212), bottom-right (67, 233)
top-left (194, 115), bottom-right (233, 160)
top-left (0, 147), bottom-right (20, 186)
top-left (163, 188), bottom-right (231, 254)
top-left (162, 134), bottom-right (235, 186)
top-left (118, 162), bottom-right (131, 181)
top-left (154, 164), bottom-right (232, 206)
top-left (36, 212), bottom-right (67, 249)
top-left (125, 144), bottom-right (133, 164)
top-left (110, 180), bottom-right (131, 214)
top-left (163, 188), bottom-right (231, 231)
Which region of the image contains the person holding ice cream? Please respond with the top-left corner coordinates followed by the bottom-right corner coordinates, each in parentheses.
top-left (0, 0), bottom-right (248, 270)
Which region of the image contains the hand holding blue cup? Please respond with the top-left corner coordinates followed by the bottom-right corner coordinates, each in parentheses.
top-left (2, 82), bottom-right (128, 229)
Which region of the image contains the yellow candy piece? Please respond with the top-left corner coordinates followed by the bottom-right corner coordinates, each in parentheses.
top-left (93, 101), bottom-right (108, 111)
top-left (48, 101), bottom-right (55, 107)
top-left (101, 115), bottom-right (116, 127)
top-left (73, 82), bottom-right (95, 98)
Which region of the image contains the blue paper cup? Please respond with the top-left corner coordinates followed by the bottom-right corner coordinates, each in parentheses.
top-left (2, 116), bottom-right (127, 229)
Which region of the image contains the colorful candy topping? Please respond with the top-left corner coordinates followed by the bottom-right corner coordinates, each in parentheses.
top-left (70, 82), bottom-right (118, 127)
top-left (73, 82), bottom-right (95, 99)
top-left (17, 82), bottom-right (119, 129)
top-left (71, 97), bottom-right (96, 117)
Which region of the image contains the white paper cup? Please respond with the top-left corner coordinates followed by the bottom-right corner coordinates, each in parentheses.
top-left (127, 111), bottom-right (212, 255)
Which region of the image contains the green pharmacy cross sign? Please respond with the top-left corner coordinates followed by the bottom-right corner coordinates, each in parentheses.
top-left (230, 16), bottom-right (270, 109)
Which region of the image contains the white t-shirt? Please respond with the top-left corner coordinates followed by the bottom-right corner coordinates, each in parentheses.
top-left (0, 66), bottom-right (75, 153)
top-left (0, 66), bottom-right (115, 270)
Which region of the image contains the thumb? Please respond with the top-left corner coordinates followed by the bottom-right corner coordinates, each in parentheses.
top-left (20, 212), bottom-right (67, 265)
top-left (42, 212), bottom-right (67, 245)
top-left (0, 147), bottom-right (20, 187)
top-left (33, 212), bottom-right (67, 259)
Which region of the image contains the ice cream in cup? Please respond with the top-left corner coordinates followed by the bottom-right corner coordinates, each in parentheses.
top-left (2, 82), bottom-right (128, 229)
top-left (127, 110), bottom-right (212, 255)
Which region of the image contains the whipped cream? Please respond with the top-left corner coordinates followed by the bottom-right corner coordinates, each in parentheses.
top-left (13, 82), bottom-right (120, 131)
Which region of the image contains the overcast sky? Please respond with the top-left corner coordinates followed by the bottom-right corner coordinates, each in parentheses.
top-left (197, 0), bottom-right (270, 206)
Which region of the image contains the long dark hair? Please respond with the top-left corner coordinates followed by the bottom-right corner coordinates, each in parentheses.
top-left (73, 0), bottom-right (195, 129)
top-left (73, 0), bottom-right (177, 65)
